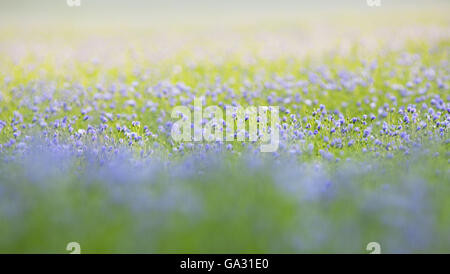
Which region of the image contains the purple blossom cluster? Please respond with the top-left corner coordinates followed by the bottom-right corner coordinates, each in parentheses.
top-left (0, 53), bottom-right (448, 162)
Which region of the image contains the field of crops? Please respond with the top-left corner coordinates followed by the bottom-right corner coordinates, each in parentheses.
top-left (0, 1), bottom-right (449, 253)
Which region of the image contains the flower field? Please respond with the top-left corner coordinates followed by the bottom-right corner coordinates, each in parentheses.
top-left (0, 1), bottom-right (449, 253)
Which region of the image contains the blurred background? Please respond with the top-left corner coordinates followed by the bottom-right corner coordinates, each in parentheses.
top-left (1, 0), bottom-right (449, 27)
top-left (0, 0), bottom-right (448, 88)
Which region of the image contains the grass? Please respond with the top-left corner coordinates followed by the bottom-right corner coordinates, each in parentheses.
top-left (0, 10), bottom-right (449, 253)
